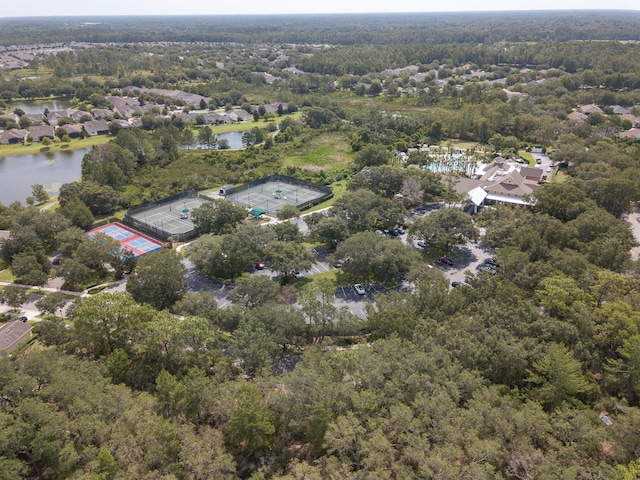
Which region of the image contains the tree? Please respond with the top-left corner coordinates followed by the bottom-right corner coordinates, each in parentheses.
top-left (353, 144), bottom-right (391, 169)
top-left (263, 241), bottom-right (315, 279)
top-left (191, 200), bottom-right (247, 235)
top-left (58, 198), bottom-right (94, 227)
top-left (0, 286), bottom-right (27, 310)
top-left (171, 291), bottom-right (218, 322)
top-left (229, 275), bottom-right (281, 309)
top-left (198, 126), bottom-right (216, 149)
top-left (528, 343), bottom-right (590, 411)
top-left (411, 208), bottom-right (477, 251)
top-left (311, 216), bottom-right (350, 249)
top-left (226, 384), bottom-right (276, 455)
top-left (10, 251), bottom-right (49, 286)
top-left (31, 184), bottom-right (49, 204)
top-left (332, 231), bottom-right (419, 282)
top-left (276, 204), bottom-right (300, 220)
top-left (126, 250), bottom-right (186, 310)
top-left (271, 221), bottom-right (301, 242)
top-left (35, 292), bottom-right (69, 316)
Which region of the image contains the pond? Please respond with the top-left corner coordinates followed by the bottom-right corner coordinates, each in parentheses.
top-left (8, 99), bottom-right (74, 115)
top-left (0, 147), bottom-right (90, 206)
top-left (182, 131), bottom-right (246, 150)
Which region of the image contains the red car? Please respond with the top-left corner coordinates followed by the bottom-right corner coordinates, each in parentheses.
top-left (438, 257), bottom-right (454, 266)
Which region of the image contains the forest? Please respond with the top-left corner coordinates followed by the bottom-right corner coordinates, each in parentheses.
top-left (2, 10), bottom-right (640, 480)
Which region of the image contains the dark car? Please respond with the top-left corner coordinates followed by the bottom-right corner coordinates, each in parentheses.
top-left (255, 261), bottom-right (265, 270)
top-left (477, 264), bottom-right (496, 274)
top-left (484, 258), bottom-right (498, 267)
top-left (19, 316), bottom-right (28, 322)
top-left (438, 257), bottom-right (454, 266)
top-left (451, 281), bottom-right (465, 288)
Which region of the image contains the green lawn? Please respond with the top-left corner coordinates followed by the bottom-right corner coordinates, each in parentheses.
top-left (0, 135), bottom-right (110, 159)
top-left (0, 269), bottom-right (16, 283)
top-left (281, 133), bottom-right (354, 170)
top-left (518, 150), bottom-right (537, 167)
top-left (190, 111), bottom-right (303, 135)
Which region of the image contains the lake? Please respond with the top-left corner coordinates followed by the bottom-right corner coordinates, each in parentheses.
top-left (182, 131), bottom-right (247, 150)
top-left (0, 147), bottom-right (89, 206)
top-left (9, 99), bottom-right (74, 115)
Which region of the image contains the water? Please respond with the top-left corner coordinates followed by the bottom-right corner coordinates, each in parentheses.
top-left (182, 131), bottom-right (247, 150)
top-left (0, 147), bottom-right (90, 206)
top-left (8, 99), bottom-right (73, 115)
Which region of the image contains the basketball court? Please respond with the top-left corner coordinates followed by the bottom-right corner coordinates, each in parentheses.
top-left (88, 223), bottom-right (164, 257)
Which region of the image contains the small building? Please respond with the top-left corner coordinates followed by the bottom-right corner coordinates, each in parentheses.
top-left (60, 124), bottom-right (83, 138)
top-left (28, 125), bottom-right (55, 142)
top-left (46, 110), bottom-right (70, 126)
top-left (83, 119), bottom-right (110, 136)
top-left (226, 109), bottom-right (251, 122)
top-left (579, 104), bottom-right (604, 115)
top-left (0, 320), bottom-right (33, 354)
top-left (519, 166), bottom-right (544, 183)
top-left (24, 113), bottom-right (44, 125)
top-left (0, 128), bottom-right (28, 145)
top-left (218, 185), bottom-right (235, 196)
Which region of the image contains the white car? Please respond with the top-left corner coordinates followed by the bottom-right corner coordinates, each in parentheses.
top-left (546, 167), bottom-right (552, 172)
top-left (291, 270), bottom-right (303, 279)
top-left (353, 284), bottom-right (366, 295)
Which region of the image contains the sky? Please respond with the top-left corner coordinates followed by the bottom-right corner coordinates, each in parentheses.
top-left (0, 0), bottom-right (637, 18)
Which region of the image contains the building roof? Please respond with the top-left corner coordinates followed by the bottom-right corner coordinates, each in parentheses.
top-left (519, 166), bottom-right (543, 180)
top-left (28, 125), bottom-right (55, 139)
top-left (579, 104), bottom-right (604, 115)
top-left (83, 119), bottom-right (110, 135)
top-left (0, 320), bottom-right (32, 352)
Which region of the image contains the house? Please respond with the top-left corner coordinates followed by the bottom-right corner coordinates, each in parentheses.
top-left (28, 125), bottom-right (55, 142)
top-left (204, 113), bottom-right (229, 125)
top-left (621, 114), bottom-right (640, 128)
top-left (60, 124), bottom-right (83, 138)
top-left (579, 104), bottom-right (604, 115)
top-left (0, 320), bottom-right (33, 353)
top-left (69, 110), bottom-right (93, 122)
top-left (91, 109), bottom-right (113, 119)
top-left (83, 119), bottom-right (110, 136)
top-left (46, 110), bottom-right (69, 126)
top-left (226, 109), bottom-right (251, 122)
top-left (619, 128), bottom-right (640, 141)
top-left (519, 166), bottom-right (544, 183)
top-left (567, 112), bottom-right (588, 122)
top-left (24, 113), bottom-right (44, 125)
top-left (0, 113), bottom-right (20, 124)
top-left (0, 128), bottom-right (28, 144)
top-left (611, 105), bottom-right (632, 115)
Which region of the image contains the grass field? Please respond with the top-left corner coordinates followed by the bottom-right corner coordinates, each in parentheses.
top-left (281, 133), bottom-right (353, 170)
top-left (0, 135), bottom-right (110, 159)
top-left (518, 150), bottom-right (537, 167)
top-left (190, 111), bottom-right (304, 135)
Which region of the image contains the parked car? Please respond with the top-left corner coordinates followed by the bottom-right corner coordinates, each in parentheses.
top-left (477, 264), bottom-right (496, 274)
top-left (484, 258), bottom-right (498, 267)
top-left (255, 261), bottom-right (265, 270)
top-left (353, 284), bottom-right (366, 295)
top-left (291, 270), bottom-right (303, 279)
top-left (451, 281), bottom-right (465, 288)
top-left (416, 240), bottom-right (426, 249)
top-left (19, 316), bottom-right (28, 323)
top-left (438, 257), bottom-right (454, 266)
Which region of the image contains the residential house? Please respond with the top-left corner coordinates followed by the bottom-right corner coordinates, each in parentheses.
top-left (620, 128), bottom-right (640, 141)
top-left (568, 112), bottom-right (588, 122)
top-left (204, 112), bottom-right (229, 125)
top-left (263, 103), bottom-right (288, 114)
top-left (28, 125), bottom-right (55, 142)
top-left (611, 105), bottom-right (632, 115)
top-left (91, 109), bottom-right (113, 119)
top-left (0, 320), bottom-right (33, 353)
top-left (69, 110), bottom-right (93, 122)
top-left (60, 124), bottom-right (83, 138)
top-left (24, 113), bottom-right (44, 125)
top-left (579, 104), bottom-right (604, 115)
top-left (83, 119), bottom-right (110, 136)
top-left (0, 128), bottom-right (28, 144)
top-left (46, 110), bottom-right (70, 126)
top-left (226, 109), bottom-right (251, 122)
top-left (621, 113), bottom-right (640, 128)
top-left (0, 113), bottom-right (20, 125)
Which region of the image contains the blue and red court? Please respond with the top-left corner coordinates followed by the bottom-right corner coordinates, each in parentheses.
top-left (88, 222), bottom-right (163, 257)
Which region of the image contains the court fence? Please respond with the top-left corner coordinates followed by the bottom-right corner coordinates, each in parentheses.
top-left (202, 174), bottom-right (333, 215)
top-left (123, 190), bottom-right (201, 242)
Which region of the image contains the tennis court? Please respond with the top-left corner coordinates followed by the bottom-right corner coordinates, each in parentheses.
top-left (223, 180), bottom-right (327, 217)
top-left (88, 223), bottom-right (164, 257)
top-left (127, 197), bottom-right (209, 237)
